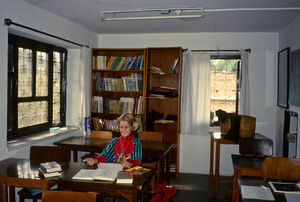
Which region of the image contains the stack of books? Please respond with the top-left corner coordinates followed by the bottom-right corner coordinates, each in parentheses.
top-left (149, 86), bottom-right (178, 98)
top-left (116, 171), bottom-right (134, 184)
top-left (39, 161), bottom-right (62, 178)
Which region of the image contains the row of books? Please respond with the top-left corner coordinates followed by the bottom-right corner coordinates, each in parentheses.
top-left (92, 96), bottom-right (143, 115)
top-left (93, 73), bottom-right (143, 92)
top-left (93, 117), bottom-right (143, 132)
top-left (93, 55), bottom-right (144, 70)
top-left (149, 86), bottom-right (178, 98)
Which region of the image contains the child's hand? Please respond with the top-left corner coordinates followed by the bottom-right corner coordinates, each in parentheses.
top-left (121, 161), bottom-right (133, 169)
top-left (84, 158), bottom-right (97, 166)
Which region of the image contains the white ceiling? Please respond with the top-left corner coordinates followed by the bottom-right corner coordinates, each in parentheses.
top-left (24, 0), bottom-right (300, 34)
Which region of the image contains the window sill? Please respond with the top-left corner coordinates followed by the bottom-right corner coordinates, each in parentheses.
top-left (7, 126), bottom-right (80, 152)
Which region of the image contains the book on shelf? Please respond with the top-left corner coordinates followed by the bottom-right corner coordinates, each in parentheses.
top-left (95, 56), bottom-right (107, 70)
top-left (38, 168), bottom-right (61, 178)
top-left (149, 66), bottom-right (165, 74)
top-left (40, 161), bottom-right (62, 173)
top-left (116, 171), bottom-right (134, 184)
top-left (169, 58), bottom-right (179, 73)
top-left (268, 181), bottom-right (300, 194)
top-left (72, 163), bottom-right (123, 181)
top-left (92, 118), bottom-right (102, 130)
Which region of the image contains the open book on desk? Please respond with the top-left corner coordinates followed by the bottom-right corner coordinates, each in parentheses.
top-left (72, 163), bottom-right (123, 181)
top-left (269, 181), bottom-right (300, 194)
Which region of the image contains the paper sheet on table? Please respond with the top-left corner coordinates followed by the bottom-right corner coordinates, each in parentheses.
top-left (285, 193), bottom-right (300, 202)
top-left (240, 185), bottom-right (275, 201)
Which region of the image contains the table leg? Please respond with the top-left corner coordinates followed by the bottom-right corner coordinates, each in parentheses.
top-left (0, 181), bottom-right (7, 202)
top-left (9, 186), bottom-right (15, 202)
top-left (235, 171), bottom-right (241, 202)
top-left (73, 150), bottom-right (78, 162)
top-left (158, 157), bottom-right (164, 184)
top-left (209, 135), bottom-right (214, 183)
top-left (214, 141), bottom-right (220, 195)
top-left (232, 168), bottom-right (238, 202)
top-left (165, 150), bottom-right (171, 184)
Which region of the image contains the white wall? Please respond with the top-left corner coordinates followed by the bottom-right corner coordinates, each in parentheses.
top-left (99, 33), bottom-right (279, 175)
top-left (279, 16), bottom-right (300, 158)
top-left (0, 0), bottom-right (98, 159)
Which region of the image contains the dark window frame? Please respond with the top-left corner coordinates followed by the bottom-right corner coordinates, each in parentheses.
top-left (7, 34), bottom-right (67, 140)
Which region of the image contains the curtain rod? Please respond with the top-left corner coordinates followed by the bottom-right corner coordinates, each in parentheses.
top-left (4, 18), bottom-right (89, 48)
top-left (183, 48), bottom-right (251, 53)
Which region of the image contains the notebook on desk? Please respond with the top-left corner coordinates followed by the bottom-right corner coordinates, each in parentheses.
top-left (240, 185), bottom-right (275, 201)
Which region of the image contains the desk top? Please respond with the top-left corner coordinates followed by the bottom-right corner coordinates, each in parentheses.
top-left (231, 154), bottom-right (267, 169)
top-left (53, 136), bottom-right (175, 155)
top-left (0, 158), bottom-right (154, 188)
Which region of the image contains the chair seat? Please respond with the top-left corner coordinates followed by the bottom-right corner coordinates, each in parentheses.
top-left (18, 184), bottom-right (58, 198)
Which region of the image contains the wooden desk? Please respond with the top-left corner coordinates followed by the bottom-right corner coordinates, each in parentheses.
top-left (238, 178), bottom-right (295, 202)
top-left (53, 136), bottom-right (175, 184)
top-left (0, 158), bottom-right (154, 202)
top-left (0, 158), bottom-right (52, 202)
top-left (209, 132), bottom-right (238, 194)
top-left (231, 154), bottom-right (267, 202)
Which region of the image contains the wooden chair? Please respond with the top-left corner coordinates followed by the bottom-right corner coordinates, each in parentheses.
top-left (91, 130), bottom-right (113, 139)
top-left (262, 157), bottom-right (300, 181)
top-left (18, 146), bottom-right (71, 202)
top-left (138, 131), bottom-right (163, 142)
top-left (42, 191), bottom-right (98, 202)
top-left (138, 131), bottom-right (163, 191)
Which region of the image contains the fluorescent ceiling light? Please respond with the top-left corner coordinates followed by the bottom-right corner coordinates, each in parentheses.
top-left (100, 8), bottom-right (204, 21)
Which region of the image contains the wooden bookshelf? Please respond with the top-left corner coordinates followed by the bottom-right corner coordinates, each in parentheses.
top-left (91, 48), bottom-right (146, 132)
top-left (145, 47), bottom-right (182, 175)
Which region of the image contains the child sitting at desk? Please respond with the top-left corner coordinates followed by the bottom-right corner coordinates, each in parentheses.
top-left (85, 113), bottom-right (142, 168)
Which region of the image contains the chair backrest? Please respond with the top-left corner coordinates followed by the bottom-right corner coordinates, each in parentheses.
top-left (138, 131), bottom-right (163, 142)
top-left (30, 146), bottom-right (70, 162)
top-left (262, 157), bottom-right (300, 181)
top-left (91, 130), bottom-right (113, 139)
top-left (239, 133), bottom-right (273, 156)
top-left (42, 191), bottom-right (97, 202)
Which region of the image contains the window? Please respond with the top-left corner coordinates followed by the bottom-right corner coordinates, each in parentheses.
top-left (210, 55), bottom-right (241, 126)
top-left (7, 34), bottom-right (67, 140)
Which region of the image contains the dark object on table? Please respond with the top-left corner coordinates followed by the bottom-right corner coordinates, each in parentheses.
top-left (224, 116), bottom-right (241, 143)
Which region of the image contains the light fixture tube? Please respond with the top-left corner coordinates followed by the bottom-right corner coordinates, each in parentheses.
top-left (100, 8), bottom-right (204, 21)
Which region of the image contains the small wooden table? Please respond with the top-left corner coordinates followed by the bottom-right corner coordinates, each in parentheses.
top-left (53, 136), bottom-right (175, 184)
top-left (231, 154), bottom-right (267, 202)
top-left (209, 132), bottom-right (238, 194)
top-left (0, 158), bottom-right (155, 202)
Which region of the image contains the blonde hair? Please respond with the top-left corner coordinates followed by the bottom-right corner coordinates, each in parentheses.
top-left (115, 113), bottom-right (139, 132)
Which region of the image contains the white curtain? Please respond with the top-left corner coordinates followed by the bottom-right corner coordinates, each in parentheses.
top-left (78, 47), bottom-right (91, 135)
top-left (239, 50), bottom-right (250, 115)
top-left (180, 50), bottom-right (211, 136)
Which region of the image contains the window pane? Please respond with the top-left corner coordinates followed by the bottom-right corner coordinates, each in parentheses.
top-left (18, 101), bottom-right (48, 129)
top-left (210, 59), bottom-right (240, 125)
top-left (53, 52), bottom-right (61, 124)
top-left (36, 51), bottom-right (49, 96)
top-left (18, 48), bottom-right (32, 97)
